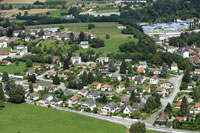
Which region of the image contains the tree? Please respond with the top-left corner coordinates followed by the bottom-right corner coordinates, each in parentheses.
top-left (87, 72), bottom-right (94, 84)
top-left (9, 85), bottom-right (25, 103)
top-left (164, 103), bottom-right (172, 115)
top-left (15, 61), bottom-right (19, 66)
top-left (26, 59), bottom-right (33, 67)
top-left (29, 83), bottom-right (33, 93)
top-left (2, 72), bottom-right (9, 82)
top-left (120, 60), bottom-right (127, 74)
top-left (106, 34), bottom-right (110, 39)
top-left (128, 64), bottom-right (133, 74)
top-left (24, 11), bottom-right (29, 16)
top-left (130, 91), bottom-right (137, 103)
top-left (180, 96), bottom-right (189, 114)
top-left (129, 122), bottom-right (146, 133)
top-left (0, 83), bottom-right (4, 101)
top-left (180, 82), bottom-right (188, 90)
top-left (29, 74), bottom-right (36, 83)
top-left (63, 58), bottom-right (70, 70)
top-left (79, 32), bottom-right (85, 42)
top-left (38, 29), bottom-right (44, 37)
top-left (160, 63), bottom-right (168, 77)
top-left (53, 76), bottom-right (60, 85)
top-left (183, 69), bottom-right (191, 83)
top-left (131, 109), bottom-right (141, 119)
top-left (108, 59), bottom-right (116, 72)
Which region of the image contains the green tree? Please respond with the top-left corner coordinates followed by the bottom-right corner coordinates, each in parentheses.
top-left (38, 29), bottom-right (44, 37)
top-left (164, 103), bottom-right (172, 115)
top-left (180, 96), bottom-right (189, 114)
top-left (120, 60), bottom-right (127, 74)
top-left (128, 63), bottom-right (133, 74)
top-left (26, 59), bottom-right (33, 67)
top-left (87, 72), bottom-right (94, 84)
top-left (9, 85), bottom-right (25, 103)
top-left (130, 91), bottom-right (137, 103)
top-left (53, 76), bottom-right (60, 85)
top-left (63, 58), bottom-right (70, 70)
top-left (183, 69), bottom-right (191, 83)
top-left (131, 109), bottom-right (141, 119)
top-left (79, 32), bottom-right (85, 42)
top-left (129, 122), bottom-right (146, 133)
top-left (160, 63), bottom-right (168, 77)
top-left (106, 34), bottom-right (110, 39)
top-left (108, 59), bottom-right (116, 72)
top-left (2, 72), bottom-right (9, 82)
top-left (15, 61), bottom-right (19, 66)
top-left (29, 74), bottom-right (36, 83)
top-left (29, 83), bottom-right (33, 93)
top-left (0, 83), bottom-right (4, 101)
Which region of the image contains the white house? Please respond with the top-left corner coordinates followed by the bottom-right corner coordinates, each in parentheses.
top-left (77, 88), bottom-right (88, 97)
top-left (101, 102), bottom-right (118, 114)
top-left (81, 99), bottom-right (96, 111)
top-left (139, 61), bottom-right (148, 69)
top-left (68, 96), bottom-right (78, 106)
top-left (122, 104), bottom-right (133, 115)
top-left (101, 84), bottom-right (112, 92)
top-left (80, 41), bottom-right (89, 49)
top-left (0, 51), bottom-right (9, 61)
top-left (171, 62), bottom-right (178, 71)
top-left (71, 56), bottom-right (81, 64)
top-left (150, 75), bottom-right (159, 85)
top-left (42, 94), bottom-right (53, 102)
top-left (96, 57), bottom-right (109, 64)
top-left (32, 83), bottom-right (43, 92)
top-left (183, 51), bottom-right (189, 58)
top-left (29, 92), bottom-right (39, 100)
top-left (0, 40), bottom-right (7, 48)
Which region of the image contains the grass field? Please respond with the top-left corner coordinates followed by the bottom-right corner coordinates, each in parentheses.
top-left (26, 22), bottom-right (137, 53)
top-left (0, 62), bottom-right (40, 74)
top-left (0, 103), bottom-right (126, 133)
top-left (0, 8), bottom-right (56, 18)
top-left (0, 0), bottom-right (46, 4)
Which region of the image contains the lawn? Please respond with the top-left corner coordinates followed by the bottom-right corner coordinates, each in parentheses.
top-left (26, 22), bottom-right (137, 53)
top-left (0, 103), bottom-right (126, 133)
top-left (0, 0), bottom-right (46, 4)
top-left (0, 62), bottom-right (40, 74)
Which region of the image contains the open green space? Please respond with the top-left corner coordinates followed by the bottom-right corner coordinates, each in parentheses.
top-left (0, 103), bottom-right (126, 133)
top-left (0, 62), bottom-right (40, 74)
top-left (26, 22), bottom-right (137, 53)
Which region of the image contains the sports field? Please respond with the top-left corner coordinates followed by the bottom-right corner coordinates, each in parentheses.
top-left (0, 103), bottom-right (126, 133)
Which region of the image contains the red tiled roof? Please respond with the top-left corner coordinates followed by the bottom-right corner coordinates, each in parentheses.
top-left (71, 96), bottom-right (78, 101)
top-left (195, 103), bottom-right (200, 108)
top-left (156, 87), bottom-right (164, 92)
top-left (137, 67), bottom-right (144, 73)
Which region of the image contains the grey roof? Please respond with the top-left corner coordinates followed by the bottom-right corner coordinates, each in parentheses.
top-left (132, 102), bottom-right (144, 110)
top-left (88, 91), bottom-right (100, 97)
top-left (105, 102), bottom-right (118, 110)
top-left (82, 99), bottom-right (96, 107)
top-left (51, 98), bottom-right (62, 103)
top-left (122, 104), bottom-right (133, 112)
top-left (42, 94), bottom-right (52, 100)
top-left (120, 95), bottom-right (130, 103)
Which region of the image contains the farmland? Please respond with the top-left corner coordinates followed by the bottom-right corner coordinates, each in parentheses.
top-left (0, 8), bottom-right (57, 18)
top-left (0, 0), bottom-right (46, 4)
top-left (0, 103), bottom-right (126, 133)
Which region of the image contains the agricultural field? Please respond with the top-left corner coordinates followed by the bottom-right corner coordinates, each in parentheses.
top-left (0, 8), bottom-right (57, 18)
top-left (0, 103), bottom-right (126, 133)
top-left (26, 22), bottom-right (137, 53)
top-left (0, 62), bottom-right (40, 74)
top-left (0, 0), bottom-right (46, 4)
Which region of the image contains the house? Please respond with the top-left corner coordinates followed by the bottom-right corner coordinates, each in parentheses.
top-left (125, 59), bottom-right (132, 63)
top-left (91, 82), bottom-right (101, 89)
top-left (126, 74), bottom-right (135, 80)
top-left (116, 84), bottom-right (125, 93)
top-left (156, 87), bottom-right (166, 96)
top-left (175, 117), bottom-right (192, 122)
top-left (33, 65), bottom-right (41, 70)
top-left (42, 94), bottom-right (53, 102)
top-left (0, 51), bottom-right (9, 61)
top-left (115, 61), bottom-right (122, 67)
top-left (152, 68), bottom-right (161, 75)
top-left (17, 45), bottom-right (26, 50)
top-left (2, 60), bottom-right (11, 65)
top-left (134, 76), bottom-right (144, 85)
top-left (71, 56), bottom-right (81, 64)
top-left (77, 88), bottom-right (88, 97)
top-left (101, 84), bottom-right (112, 92)
top-left (29, 92), bottom-right (39, 100)
top-left (171, 62), bottom-right (178, 71)
top-left (120, 95), bottom-right (130, 104)
top-left (101, 102), bottom-right (119, 114)
top-left (194, 103), bottom-right (200, 110)
top-left (63, 90), bottom-right (73, 96)
top-left (137, 67), bottom-right (145, 74)
top-left (48, 84), bottom-right (57, 93)
top-left (48, 72), bottom-right (56, 77)
top-left (132, 102), bottom-right (144, 110)
top-left (68, 96), bottom-right (78, 106)
top-left (96, 57), bottom-right (109, 64)
top-left (26, 69), bottom-right (35, 75)
top-left (50, 98), bottom-right (63, 106)
top-left (188, 82), bottom-right (195, 89)
top-left (176, 101), bottom-right (189, 108)
top-left (45, 64), bottom-right (54, 69)
top-left (32, 83), bottom-right (43, 92)
top-left (81, 99), bottom-right (96, 111)
top-left (122, 104), bottom-right (133, 115)
top-left (193, 69), bottom-right (200, 78)
top-left (143, 86), bottom-right (151, 93)
top-left (80, 41), bottom-right (89, 49)
top-left (87, 91), bottom-right (100, 99)
top-left (111, 73), bottom-right (121, 81)
top-left (156, 113), bottom-right (168, 123)
top-left (126, 87), bottom-right (136, 94)
top-left (0, 40), bottom-right (7, 48)
top-left (160, 80), bottom-right (173, 89)
top-left (150, 75), bottom-right (159, 85)
top-left (139, 61), bottom-right (148, 68)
